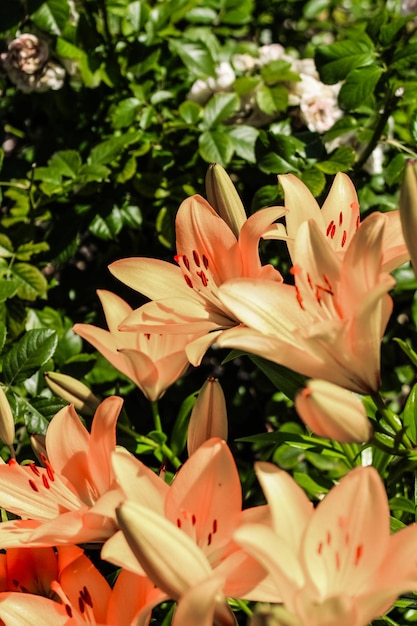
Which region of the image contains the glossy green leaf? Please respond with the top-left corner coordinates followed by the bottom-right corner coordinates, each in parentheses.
top-left (202, 93), bottom-right (240, 129)
top-left (338, 64), bottom-right (383, 110)
top-left (315, 39), bottom-right (375, 83)
top-left (198, 130), bottom-right (234, 166)
top-left (3, 329), bottom-right (58, 385)
top-left (12, 263), bottom-right (48, 300)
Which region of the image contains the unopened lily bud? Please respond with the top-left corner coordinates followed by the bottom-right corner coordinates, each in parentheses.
top-left (187, 377), bottom-right (228, 456)
top-left (44, 372), bottom-right (100, 416)
top-left (295, 379), bottom-right (372, 443)
top-left (205, 163), bottom-right (246, 237)
top-left (0, 387), bottom-right (15, 447)
top-left (399, 160), bottom-right (417, 274)
top-left (30, 434), bottom-right (47, 462)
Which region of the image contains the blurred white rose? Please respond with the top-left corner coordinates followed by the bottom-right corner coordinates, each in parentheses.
top-left (187, 61), bottom-right (235, 104)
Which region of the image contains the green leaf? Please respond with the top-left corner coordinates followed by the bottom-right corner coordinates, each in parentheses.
top-left (250, 355), bottom-right (307, 400)
top-left (3, 329), bottom-right (58, 384)
top-left (12, 263), bottom-right (48, 300)
top-left (220, 0), bottom-right (253, 24)
top-left (110, 98), bottom-right (141, 129)
top-left (89, 207), bottom-right (123, 240)
top-left (77, 164), bottom-right (111, 183)
top-left (169, 40), bottom-right (215, 78)
top-left (170, 391), bottom-right (197, 455)
top-left (315, 39), bottom-right (375, 83)
top-left (0, 279), bottom-right (19, 303)
top-left (198, 130), bottom-right (234, 166)
top-left (16, 396), bottom-right (50, 435)
top-left (401, 383), bottom-right (417, 444)
top-left (385, 153), bottom-right (407, 187)
top-left (179, 101), bottom-right (201, 124)
top-left (0, 322), bottom-right (5, 353)
top-left (31, 0), bottom-right (70, 35)
top-left (261, 60), bottom-right (300, 85)
top-left (226, 125), bottom-right (259, 163)
top-left (48, 150), bottom-right (82, 178)
top-left (121, 0), bottom-right (150, 36)
top-left (202, 93), bottom-right (240, 129)
top-left (88, 131), bottom-right (142, 166)
top-left (0, 234), bottom-right (14, 258)
top-left (15, 241), bottom-right (49, 261)
top-left (256, 84), bottom-right (288, 115)
top-left (257, 151), bottom-right (298, 175)
top-left (119, 203), bottom-right (142, 229)
top-left (316, 146), bottom-right (356, 174)
top-left (338, 64), bottom-right (383, 110)
top-left (391, 42), bottom-right (417, 70)
top-left (301, 168), bottom-right (326, 196)
top-left (379, 16), bottom-right (409, 46)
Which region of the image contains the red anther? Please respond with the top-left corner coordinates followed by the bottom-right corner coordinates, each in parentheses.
top-left (29, 463), bottom-right (40, 476)
top-left (174, 254), bottom-right (181, 264)
top-left (184, 275), bottom-right (193, 289)
top-left (42, 474), bottom-right (50, 489)
top-left (295, 286), bottom-right (304, 310)
top-left (7, 459), bottom-right (17, 466)
top-left (192, 250), bottom-right (200, 267)
top-left (356, 215), bottom-right (360, 230)
top-left (183, 255), bottom-right (190, 272)
top-left (341, 230), bottom-right (347, 248)
top-left (326, 220), bottom-right (335, 236)
top-left (326, 531), bottom-right (331, 545)
top-left (213, 519), bottom-right (217, 533)
top-left (202, 254), bottom-right (209, 269)
top-left (65, 605), bottom-right (73, 618)
top-left (177, 518), bottom-right (182, 528)
top-left (207, 532), bottom-right (212, 546)
top-left (307, 273), bottom-right (313, 290)
top-left (28, 479), bottom-right (39, 492)
top-left (355, 544), bottom-right (363, 566)
top-left (81, 586), bottom-right (93, 607)
top-left (191, 514), bottom-right (196, 526)
top-left (330, 223), bottom-right (336, 239)
top-left (317, 542), bottom-right (323, 555)
top-left (144, 333), bottom-right (151, 340)
top-left (78, 596), bottom-right (85, 614)
top-left (339, 211), bottom-right (343, 226)
top-left (196, 271), bottom-right (208, 286)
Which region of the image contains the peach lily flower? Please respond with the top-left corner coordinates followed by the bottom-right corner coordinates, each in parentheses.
top-left (103, 439), bottom-right (273, 624)
top-left (234, 463), bottom-right (417, 626)
top-left (279, 172), bottom-right (408, 272)
top-left (0, 545), bottom-right (160, 625)
top-left (0, 396), bottom-right (123, 548)
top-left (109, 193), bottom-right (285, 366)
top-left (73, 290), bottom-right (196, 401)
top-left (295, 379), bottom-right (372, 443)
top-left (217, 212), bottom-right (395, 393)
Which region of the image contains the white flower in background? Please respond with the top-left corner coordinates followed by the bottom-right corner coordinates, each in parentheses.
top-left (258, 44), bottom-right (288, 65)
top-left (1, 33), bottom-right (66, 93)
top-left (400, 0), bottom-right (417, 14)
top-left (289, 72), bottom-right (343, 133)
top-left (1, 34), bottom-right (48, 75)
top-left (187, 61), bottom-right (235, 104)
top-left (232, 53), bottom-right (258, 72)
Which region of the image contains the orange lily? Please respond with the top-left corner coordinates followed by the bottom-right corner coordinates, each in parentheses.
top-left (109, 193), bottom-right (285, 366)
top-left (0, 396), bottom-right (123, 548)
top-left (235, 464), bottom-right (417, 626)
top-left (103, 439), bottom-right (273, 623)
top-left (73, 290), bottom-right (196, 401)
top-left (218, 213), bottom-right (395, 393)
top-left (279, 172), bottom-right (408, 272)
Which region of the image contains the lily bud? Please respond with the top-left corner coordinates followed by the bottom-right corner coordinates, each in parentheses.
top-left (399, 160), bottom-right (417, 274)
top-left (187, 377), bottom-right (228, 456)
top-left (205, 163), bottom-right (246, 237)
top-left (0, 387), bottom-right (15, 447)
top-left (295, 379), bottom-right (372, 443)
top-left (30, 434), bottom-right (47, 463)
top-left (44, 372), bottom-right (100, 416)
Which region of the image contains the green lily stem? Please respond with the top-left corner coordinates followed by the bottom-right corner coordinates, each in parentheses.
top-left (151, 400), bottom-right (163, 433)
top-left (371, 391), bottom-right (413, 449)
top-left (338, 442), bottom-right (360, 466)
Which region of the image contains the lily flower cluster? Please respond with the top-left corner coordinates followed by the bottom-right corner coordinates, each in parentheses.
top-left (1, 162), bottom-right (417, 625)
